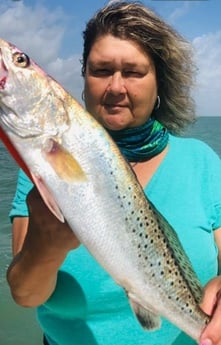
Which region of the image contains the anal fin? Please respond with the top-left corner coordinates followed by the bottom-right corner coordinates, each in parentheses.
top-left (129, 298), bottom-right (161, 330)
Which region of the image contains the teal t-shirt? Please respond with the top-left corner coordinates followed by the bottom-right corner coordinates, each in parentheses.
top-left (9, 135), bottom-right (221, 345)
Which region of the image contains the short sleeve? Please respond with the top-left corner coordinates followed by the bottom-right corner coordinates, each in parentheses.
top-left (9, 169), bottom-right (34, 222)
top-left (207, 147), bottom-right (221, 230)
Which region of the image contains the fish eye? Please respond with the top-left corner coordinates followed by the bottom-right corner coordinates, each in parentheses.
top-left (13, 52), bottom-right (30, 68)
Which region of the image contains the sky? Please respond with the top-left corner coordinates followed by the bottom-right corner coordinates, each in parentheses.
top-left (0, 0), bottom-right (221, 117)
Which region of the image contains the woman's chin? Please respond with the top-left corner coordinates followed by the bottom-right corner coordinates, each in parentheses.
top-left (101, 114), bottom-right (133, 131)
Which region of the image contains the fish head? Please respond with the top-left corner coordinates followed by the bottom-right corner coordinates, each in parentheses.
top-left (0, 38), bottom-right (70, 140)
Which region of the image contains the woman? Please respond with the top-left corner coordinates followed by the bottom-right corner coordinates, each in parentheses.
top-left (7, 2), bottom-right (221, 345)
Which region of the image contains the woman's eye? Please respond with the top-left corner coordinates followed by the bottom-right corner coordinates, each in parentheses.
top-left (13, 52), bottom-right (30, 68)
top-left (124, 70), bottom-right (143, 77)
top-left (91, 69), bottom-right (112, 76)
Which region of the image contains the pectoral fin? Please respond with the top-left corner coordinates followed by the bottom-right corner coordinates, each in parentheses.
top-left (42, 138), bottom-right (87, 183)
top-left (31, 173), bottom-right (65, 223)
top-left (129, 298), bottom-right (161, 330)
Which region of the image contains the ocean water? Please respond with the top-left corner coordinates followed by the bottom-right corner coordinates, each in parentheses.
top-left (0, 116), bottom-right (221, 345)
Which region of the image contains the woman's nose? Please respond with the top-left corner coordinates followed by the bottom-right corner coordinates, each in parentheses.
top-left (107, 72), bottom-right (126, 95)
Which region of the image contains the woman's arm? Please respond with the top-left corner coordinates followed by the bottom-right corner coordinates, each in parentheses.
top-left (12, 217), bottom-right (29, 256)
top-left (199, 227), bottom-right (221, 345)
top-left (7, 187), bottom-right (79, 308)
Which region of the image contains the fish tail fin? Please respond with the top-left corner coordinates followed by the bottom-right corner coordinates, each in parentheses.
top-left (129, 299), bottom-right (161, 330)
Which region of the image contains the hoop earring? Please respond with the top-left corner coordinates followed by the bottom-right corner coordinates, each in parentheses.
top-left (81, 90), bottom-right (85, 102)
top-left (155, 95), bottom-right (160, 110)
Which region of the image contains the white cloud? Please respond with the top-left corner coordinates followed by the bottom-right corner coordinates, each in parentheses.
top-left (47, 56), bottom-right (83, 103)
top-left (193, 32), bottom-right (221, 116)
top-left (0, 1), bottom-right (83, 102)
top-left (168, 2), bottom-right (191, 24)
top-left (0, 2), bottom-right (65, 62)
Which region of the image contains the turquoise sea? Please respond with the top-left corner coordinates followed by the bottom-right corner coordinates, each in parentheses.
top-left (0, 116), bottom-right (221, 345)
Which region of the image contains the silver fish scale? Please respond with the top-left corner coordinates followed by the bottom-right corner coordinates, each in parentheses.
top-left (113, 174), bottom-right (209, 324)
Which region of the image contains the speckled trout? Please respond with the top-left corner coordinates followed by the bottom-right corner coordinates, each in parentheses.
top-left (0, 38), bottom-right (209, 341)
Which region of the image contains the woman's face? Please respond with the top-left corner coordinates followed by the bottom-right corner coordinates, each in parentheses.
top-left (84, 34), bottom-right (158, 130)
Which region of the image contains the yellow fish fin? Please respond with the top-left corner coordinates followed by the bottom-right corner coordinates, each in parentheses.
top-left (43, 138), bottom-right (87, 182)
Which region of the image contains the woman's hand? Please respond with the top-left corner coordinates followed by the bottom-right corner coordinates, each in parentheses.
top-left (7, 187), bottom-right (80, 307)
top-left (200, 276), bottom-right (221, 345)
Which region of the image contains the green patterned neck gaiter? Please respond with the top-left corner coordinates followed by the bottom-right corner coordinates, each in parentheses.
top-left (107, 118), bottom-right (169, 162)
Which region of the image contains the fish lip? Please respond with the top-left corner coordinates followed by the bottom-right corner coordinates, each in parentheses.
top-left (0, 49), bottom-right (8, 90)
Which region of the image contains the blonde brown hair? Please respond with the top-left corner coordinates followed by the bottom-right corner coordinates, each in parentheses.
top-left (82, 1), bottom-right (196, 134)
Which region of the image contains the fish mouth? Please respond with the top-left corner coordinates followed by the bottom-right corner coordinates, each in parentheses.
top-left (0, 49), bottom-right (8, 90)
